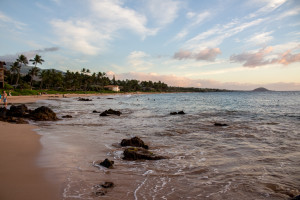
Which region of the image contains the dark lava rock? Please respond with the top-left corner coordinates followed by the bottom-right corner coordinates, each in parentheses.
top-left (62, 115), bottom-right (72, 118)
top-left (93, 190), bottom-right (107, 196)
top-left (0, 107), bottom-right (7, 118)
top-left (99, 158), bottom-right (114, 168)
top-left (178, 111), bottom-right (185, 114)
top-left (78, 97), bottom-right (92, 101)
top-left (100, 109), bottom-right (122, 116)
top-left (123, 147), bottom-right (165, 160)
top-left (31, 106), bottom-right (58, 121)
top-left (100, 112), bottom-right (109, 116)
top-left (291, 195), bottom-right (300, 200)
top-left (93, 110), bottom-right (100, 113)
top-left (170, 112), bottom-right (177, 115)
top-left (8, 104), bottom-right (29, 117)
top-left (214, 122), bottom-right (228, 126)
top-left (107, 98), bottom-right (114, 99)
top-left (121, 136), bottom-right (149, 149)
top-left (101, 182), bottom-right (114, 188)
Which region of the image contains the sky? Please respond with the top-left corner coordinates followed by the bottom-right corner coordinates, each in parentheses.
top-left (0, 0), bottom-right (300, 91)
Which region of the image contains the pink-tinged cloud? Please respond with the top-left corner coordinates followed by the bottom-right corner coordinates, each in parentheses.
top-left (107, 71), bottom-right (300, 91)
top-left (173, 48), bottom-right (221, 61)
top-left (230, 46), bottom-right (300, 67)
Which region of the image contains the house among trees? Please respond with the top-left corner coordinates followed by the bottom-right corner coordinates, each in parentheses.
top-left (104, 85), bottom-right (120, 92)
top-left (0, 61), bottom-right (6, 89)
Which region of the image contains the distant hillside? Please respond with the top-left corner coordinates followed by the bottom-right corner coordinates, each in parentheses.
top-left (253, 87), bottom-right (270, 92)
top-left (4, 62), bottom-right (64, 74)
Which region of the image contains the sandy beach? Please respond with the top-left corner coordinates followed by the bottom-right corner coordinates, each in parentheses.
top-left (0, 121), bottom-right (60, 200)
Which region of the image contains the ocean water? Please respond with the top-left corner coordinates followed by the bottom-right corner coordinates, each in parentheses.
top-left (32, 92), bottom-right (300, 200)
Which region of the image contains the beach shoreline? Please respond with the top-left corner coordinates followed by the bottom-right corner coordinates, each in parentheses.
top-left (5, 91), bottom-right (169, 104)
top-left (0, 92), bottom-right (160, 200)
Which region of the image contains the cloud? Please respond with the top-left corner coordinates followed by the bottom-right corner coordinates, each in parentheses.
top-left (184, 18), bottom-right (264, 50)
top-left (127, 51), bottom-right (153, 71)
top-left (51, 0), bottom-right (159, 55)
top-left (51, 19), bottom-right (111, 55)
top-left (90, 0), bottom-right (157, 38)
top-left (247, 31), bottom-right (273, 46)
top-left (147, 0), bottom-right (181, 27)
top-left (171, 10), bottom-right (211, 41)
top-left (248, 0), bottom-right (288, 18)
top-left (230, 45), bottom-right (300, 67)
top-left (173, 48), bottom-right (221, 61)
top-left (108, 71), bottom-right (300, 91)
top-left (0, 47), bottom-right (60, 62)
top-left (0, 11), bottom-right (26, 30)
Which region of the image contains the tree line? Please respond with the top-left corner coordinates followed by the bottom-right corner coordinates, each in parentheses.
top-left (3, 54), bottom-right (170, 92)
top-left (3, 54), bottom-right (228, 93)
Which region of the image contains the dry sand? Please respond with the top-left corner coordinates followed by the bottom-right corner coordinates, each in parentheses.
top-left (0, 122), bottom-right (60, 200)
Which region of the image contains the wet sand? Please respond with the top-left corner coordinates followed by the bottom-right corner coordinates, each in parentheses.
top-left (0, 121), bottom-right (60, 200)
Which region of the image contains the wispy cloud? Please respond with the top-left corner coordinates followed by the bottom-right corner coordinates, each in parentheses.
top-left (247, 31), bottom-right (273, 46)
top-left (173, 48), bottom-right (221, 61)
top-left (248, 0), bottom-right (288, 18)
top-left (0, 11), bottom-right (26, 30)
top-left (172, 10), bottom-right (211, 41)
top-left (230, 45), bottom-right (300, 67)
top-left (184, 18), bottom-right (264, 50)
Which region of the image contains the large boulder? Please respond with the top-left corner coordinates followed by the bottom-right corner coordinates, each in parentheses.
top-left (8, 104), bottom-right (29, 117)
top-left (123, 147), bottom-right (165, 160)
top-left (30, 106), bottom-right (58, 121)
top-left (121, 136), bottom-right (149, 149)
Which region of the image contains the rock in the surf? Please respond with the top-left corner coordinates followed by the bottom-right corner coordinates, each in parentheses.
top-left (101, 182), bottom-right (114, 188)
top-left (78, 97), bottom-right (92, 101)
top-left (99, 158), bottom-right (114, 168)
top-left (62, 115), bottom-right (72, 118)
top-left (123, 147), bottom-right (165, 160)
top-left (30, 106), bottom-right (58, 121)
top-left (214, 122), bottom-right (228, 126)
top-left (121, 136), bottom-right (149, 149)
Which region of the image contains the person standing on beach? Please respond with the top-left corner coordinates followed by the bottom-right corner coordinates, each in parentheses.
top-left (2, 90), bottom-right (7, 108)
top-left (0, 93), bottom-right (2, 103)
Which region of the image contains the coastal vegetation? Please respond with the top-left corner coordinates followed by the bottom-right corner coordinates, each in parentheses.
top-left (1, 55), bottom-right (228, 95)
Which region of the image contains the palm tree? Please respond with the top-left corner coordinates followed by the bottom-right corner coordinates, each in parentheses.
top-left (28, 67), bottom-right (40, 89)
top-left (10, 62), bottom-right (19, 85)
top-left (39, 70), bottom-right (47, 89)
top-left (16, 54), bottom-right (28, 86)
top-left (30, 54), bottom-right (44, 68)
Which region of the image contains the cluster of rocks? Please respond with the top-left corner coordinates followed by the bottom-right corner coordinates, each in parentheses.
top-left (100, 109), bottom-right (122, 116)
top-left (0, 104), bottom-right (58, 123)
top-left (94, 136), bottom-right (165, 196)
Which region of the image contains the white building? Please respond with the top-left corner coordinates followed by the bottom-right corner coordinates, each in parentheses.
top-left (104, 85), bottom-right (120, 92)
